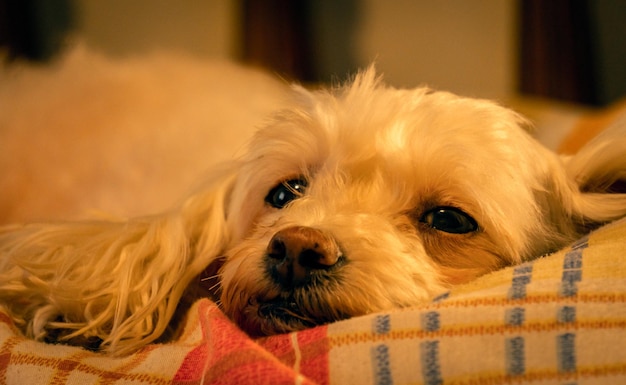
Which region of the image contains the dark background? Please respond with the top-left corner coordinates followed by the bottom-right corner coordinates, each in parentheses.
top-left (1, 0), bottom-right (624, 106)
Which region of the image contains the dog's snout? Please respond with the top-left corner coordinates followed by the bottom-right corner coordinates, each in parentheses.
top-left (266, 226), bottom-right (342, 287)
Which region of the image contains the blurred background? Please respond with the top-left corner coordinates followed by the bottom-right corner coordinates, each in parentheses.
top-left (1, 0), bottom-right (624, 106)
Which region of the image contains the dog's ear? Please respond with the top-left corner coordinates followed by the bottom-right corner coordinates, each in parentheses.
top-left (561, 118), bottom-right (626, 231)
top-left (0, 163), bottom-right (238, 355)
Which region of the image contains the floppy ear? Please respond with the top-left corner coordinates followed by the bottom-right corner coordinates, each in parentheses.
top-left (0, 163), bottom-right (238, 356)
top-left (562, 117), bottom-right (626, 230)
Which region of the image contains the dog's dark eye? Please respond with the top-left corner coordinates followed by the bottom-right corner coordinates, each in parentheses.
top-left (420, 207), bottom-right (478, 234)
top-left (265, 178), bottom-right (307, 209)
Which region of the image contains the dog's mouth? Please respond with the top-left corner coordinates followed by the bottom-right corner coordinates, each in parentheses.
top-left (240, 289), bottom-right (350, 336)
top-left (257, 295), bottom-right (318, 329)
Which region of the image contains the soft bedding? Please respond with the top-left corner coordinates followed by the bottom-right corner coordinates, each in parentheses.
top-left (2, 216), bottom-right (625, 384)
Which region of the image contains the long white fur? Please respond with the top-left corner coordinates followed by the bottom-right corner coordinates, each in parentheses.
top-left (1, 63), bottom-right (625, 356)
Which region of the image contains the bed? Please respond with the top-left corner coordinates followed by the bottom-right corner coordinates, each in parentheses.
top-left (1, 50), bottom-right (625, 385)
top-left (1, 215), bottom-right (625, 384)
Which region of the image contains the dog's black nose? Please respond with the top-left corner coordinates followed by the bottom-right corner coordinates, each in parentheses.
top-left (266, 226), bottom-right (342, 288)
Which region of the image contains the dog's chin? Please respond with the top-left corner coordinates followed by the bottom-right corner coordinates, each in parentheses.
top-left (236, 290), bottom-right (350, 337)
top-left (251, 297), bottom-right (319, 335)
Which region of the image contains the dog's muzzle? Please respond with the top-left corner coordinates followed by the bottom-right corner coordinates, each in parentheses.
top-left (265, 226), bottom-right (343, 289)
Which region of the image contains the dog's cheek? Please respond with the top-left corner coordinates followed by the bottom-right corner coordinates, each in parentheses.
top-left (218, 241), bottom-right (278, 318)
top-left (420, 232), bottom-right (507, 284)
top-left (436, 265), bottom-right (490, 286)
top-left (227, 199), bottom-right (266, 243)
top-left (196, 256), bottom-right (226, 300)
top-left (336, 231), bottom-right (445, 310)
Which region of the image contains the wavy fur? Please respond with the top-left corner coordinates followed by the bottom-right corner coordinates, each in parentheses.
top-left (0, 166), bottom-right (236, 355)
top-left (1, 64), bottom-right (625, 355)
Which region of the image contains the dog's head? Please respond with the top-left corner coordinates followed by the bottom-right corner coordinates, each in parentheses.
top-left (2, 67), bottom-right (625, 356)
top-left (213, 68), bottom-right (626, 336)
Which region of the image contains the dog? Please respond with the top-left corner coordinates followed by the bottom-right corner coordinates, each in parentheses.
top-left (1, 65), bottom-right (625, 356)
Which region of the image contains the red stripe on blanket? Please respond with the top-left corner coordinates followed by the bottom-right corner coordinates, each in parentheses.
top-left (297, 327), bottom-right (331, 384)
top-left (259, 326), bottom-right (331, 385)
top-left (173, 300), bottom-right (326, 385)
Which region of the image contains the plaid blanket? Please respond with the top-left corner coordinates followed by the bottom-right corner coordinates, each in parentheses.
top-left (1, 217), bottom-right (625, 384)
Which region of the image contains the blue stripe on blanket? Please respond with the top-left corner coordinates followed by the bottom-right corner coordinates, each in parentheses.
top-left (506, 336), bottom-right (525, 376)
top-left (372, 315), bottom-right (393, 385)
top-left (557, 333), bottom-right (577, 373)
top-left (372, 344), bottom-right (393, 385)
top-left (374, 314), bottom-right (391, 335)
top-left (560, 238), bottom-right (586, 297)
top-left (422, 312), bottom-right (440, 332)
top-left (432, 292), bottom-right (450, 303)
top-left (556, 237), bottom-right (585, 377)
top-left (505, 308), bottom-right (525, 326)
top-left (505, 306), bottom-right (526, 376)
top-left (557, 306), bottom-right (576, 324)
top-left (508, 263), bottom-right (533, 299)
top-left (420, 341), bottom-right (443, 385)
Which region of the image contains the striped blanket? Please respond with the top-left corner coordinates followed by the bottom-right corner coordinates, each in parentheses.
top-left (2, 217), bottom-right (625, 384)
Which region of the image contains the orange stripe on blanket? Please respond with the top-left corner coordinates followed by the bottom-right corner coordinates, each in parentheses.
top-left (7, 353), bottom-right (172, 385)
top-left (327, 319), bottom-right (626, 346)
top-left (442, 363), bottom-right (626, 385)
top-left (418, 292), bottom-right (626, 309)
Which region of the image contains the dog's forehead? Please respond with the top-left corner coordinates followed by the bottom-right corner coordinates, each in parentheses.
top-left (316, 86), bottom-right (530, 170)
top-left (247, 75), bottom-right (539, 192)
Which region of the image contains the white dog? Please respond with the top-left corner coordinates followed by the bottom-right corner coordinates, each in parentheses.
top-left (1, 64), bottom-right (625, 356)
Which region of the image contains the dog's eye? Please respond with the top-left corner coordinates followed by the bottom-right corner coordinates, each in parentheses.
top-left (265, 178), bottom-right (307, 209)
top-left (420, 207), bottom-right (478, 234)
